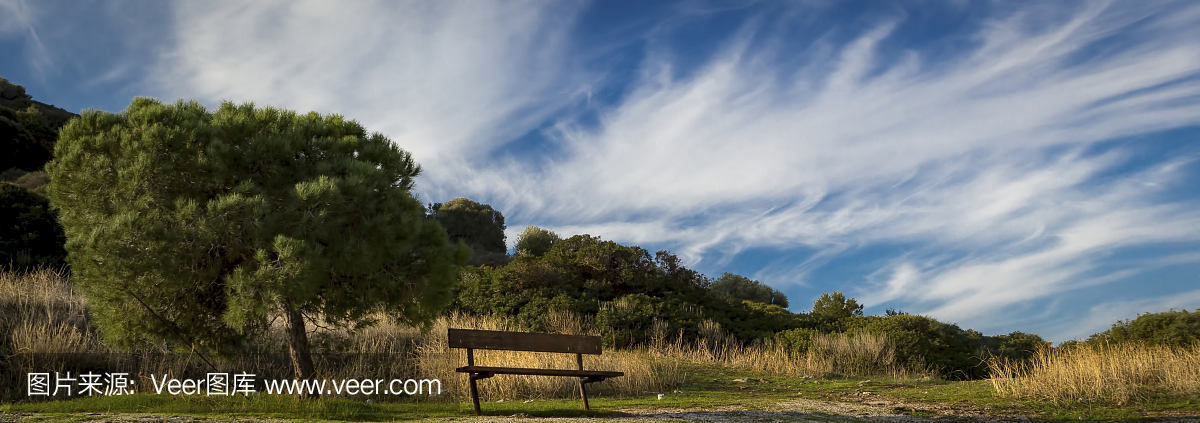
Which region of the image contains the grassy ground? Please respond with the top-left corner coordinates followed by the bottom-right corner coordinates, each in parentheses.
top-left (4, 269), bottom-right (1199, 422)
top-left (4, 361), bottom-right (1199, 422)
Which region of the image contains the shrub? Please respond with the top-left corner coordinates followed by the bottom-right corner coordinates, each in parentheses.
top-left (1098, 309), bottom-right (1200, 348)
top-left (711, 272), bottom-right (788, 307)
top-left (811, 291), bottom-right (863, 320)
top-left (775, 327), bottom-right (819, 356)
top-left (0, 184), bottom-right (66, 271)
top-left (836, 314), bottom-right (980, 379)
top-left (513, 225), bottom-right (559, 257)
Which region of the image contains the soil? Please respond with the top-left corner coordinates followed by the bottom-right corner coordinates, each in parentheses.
top-left (5, 396), bottom-right (1199, 423)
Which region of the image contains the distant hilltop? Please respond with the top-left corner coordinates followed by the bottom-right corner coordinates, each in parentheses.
top-left (0, 76), bottom-right (78, 129)
top-left (1, 76), bottom-right (79, 176)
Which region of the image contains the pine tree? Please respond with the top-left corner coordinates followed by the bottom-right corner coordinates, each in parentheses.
top-left (47, 98), bottom-right (468, 389)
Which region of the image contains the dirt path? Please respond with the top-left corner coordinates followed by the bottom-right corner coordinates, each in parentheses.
top-left (2, 397), bottom-right (1193, 423)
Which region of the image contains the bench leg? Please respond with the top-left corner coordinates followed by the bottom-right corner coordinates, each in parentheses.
top-left (470, 377), bottom-right (482, 415)
top-left (579, 379), bottom-right (589, 410)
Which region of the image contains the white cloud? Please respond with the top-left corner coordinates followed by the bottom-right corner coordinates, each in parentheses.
top-left (154, 0), bottom-right (591, 191)
top-left (155, 1), bottom-right (1200, 339)
top-left (0, 0), bottom-right (52, 76)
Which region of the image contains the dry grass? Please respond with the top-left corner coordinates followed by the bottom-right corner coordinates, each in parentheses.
top-left (989, 341), bottom-right (1200, 405)
top-left (636, 318), bottom-right (931, 380)
top-left (0, 270), bottom-right (680, 401)
top-left (0, 268), bottom-right (98, 353)
top-left (1, 269), bottom-right (924, 402)
top-left (418, 311), bottom-right (682, 401)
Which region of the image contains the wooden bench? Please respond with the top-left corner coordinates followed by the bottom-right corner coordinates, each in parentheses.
top-left (449, 328), bottom-right (624, 415)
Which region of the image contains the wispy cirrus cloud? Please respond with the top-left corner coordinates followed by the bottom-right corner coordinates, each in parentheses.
top-left (490, 2), bottom-right (1200, 337)
top-left (0, 0), bottom-right (52, 77)
top-left (153, 1), bottom-right (1200, 339)
top-left (155, 0), bottom-right (592, 176)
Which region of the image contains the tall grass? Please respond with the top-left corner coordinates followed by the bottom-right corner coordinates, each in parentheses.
top-left (989, 341), bottom-right (1200, 405)
top-left (637, 318), bottom-right (932, 380)
top-left (0, 269), bottom-right (680, 401)
top-left (418, 311), bottom-right (682, 401)
top-left (1, 268), bottom-right (925, 403)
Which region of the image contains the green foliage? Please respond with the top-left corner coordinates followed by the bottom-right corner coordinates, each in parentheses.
top-left (47, 98), bottom-right (468, 360)
top-left (514, 225), bottom-right (560, 257)
top-left (773, 327), bottom-right (818, 356)
top-left (812, 314), bottom-right (1047, 380)
top-left (710, 272), bottom-right (788, 307)
top-left (14, 105), bottom-right (60, 155)
top-left (430, 197), bottom-right (507, 265)
top-left (811, 291), bottom-right (863, 320)
top-left (0, 77), bottom-right (30, 100)
top-left (0, 113), bottom-right (49, 172)
top-left (834, 314), bottom-right (979, 379)
top-left (449, 232), bottom-right (1049, 381)
top-left (1090, 309), bottom-right (1200, 348)
top-left (0, 78), bottom-right (76, 171)
top-left (0, 184), bottom-right (66, 270)
top-left (453, 234), bottom-right (810, 348)
top-left (977, 331), bottom-right (1049, 362)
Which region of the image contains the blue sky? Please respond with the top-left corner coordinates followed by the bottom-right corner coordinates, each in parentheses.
top-left (3, 0), bottom-right (1199, 342)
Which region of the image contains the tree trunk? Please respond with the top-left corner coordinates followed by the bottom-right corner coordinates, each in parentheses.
top-left (282, 298), bottom-right (319, 398)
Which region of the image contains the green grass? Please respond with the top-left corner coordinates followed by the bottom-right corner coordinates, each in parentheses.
top-left (4, 361), bottom-right (1199, 422)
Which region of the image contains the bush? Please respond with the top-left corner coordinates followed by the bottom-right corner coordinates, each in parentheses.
top-left (0, 184), bottom-right (66, 270)
top-left (0, 115), bottom-right (50, 172)
top-left (430, 197), bottom-right (507, 260)
top-left (0, 77), bottom-right (30, 100)
top-left (1092, 309), bottom-right (1200, 348)
top-left (835, 314), bottom-right (981, 379)
top-left (811, 291), bottom-right (863, 320)
top-left (452, 234), bottom-right (812, 348)
top-left (514, 225), bottom-right (559, 257)
top-left (711, 272), bottom-right (788, 307)
top-left (775, 327), bottom-right (819, 356)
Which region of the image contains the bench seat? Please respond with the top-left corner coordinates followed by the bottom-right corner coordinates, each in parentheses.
top-left (455, 365), bottom-right (624, 378)
top-left (449, 328), bottom-right (623, 414)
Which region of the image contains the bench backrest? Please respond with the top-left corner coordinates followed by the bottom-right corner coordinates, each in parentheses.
top-left (448, 329), bottom-right (602, 355)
